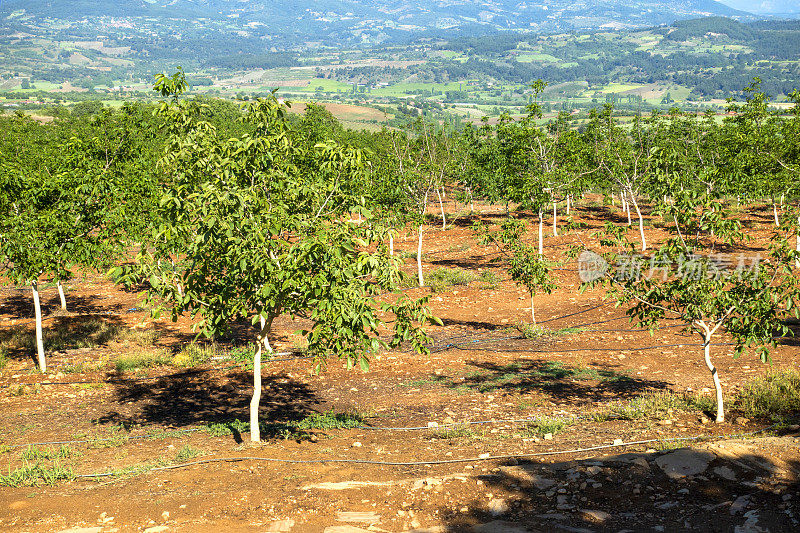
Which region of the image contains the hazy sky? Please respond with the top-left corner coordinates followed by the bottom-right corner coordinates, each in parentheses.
top-left (717, 0), bottom-right (800, 13)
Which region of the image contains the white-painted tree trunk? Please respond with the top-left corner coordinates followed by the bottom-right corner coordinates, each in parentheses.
top-left (250, 316), bottom-right (273, 443)
top-left (537, 209), bottom-right (544, 258)
top-left (57, 280), bottom-right (67, 311)
top-left (773, 202), bottom-right (780, 226)
top-left (31, 281), bottom-right (46, 372)
top-left (552, 201), bottom-right (558, 237)
top-left (566, 195), bottom-right (571, 215)
top-left (417, 225), bottom-right (425, 287)
top-left (629, 191), bottom-right (647, 251)
top-left (530, 293), bottom-right (536, 325)
top-left (624, 191), bottom-right (632, 226)
top-left (436, 188), bottom-right (446, 229)
top-left (796, 211), bottom-right (800, 269)
top-left (388, 231), bottom-right (394, 256)
top-left (703, 331), bottom-right (724, 423)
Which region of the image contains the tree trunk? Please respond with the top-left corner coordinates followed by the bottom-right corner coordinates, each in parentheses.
top-left (468, 187), bottom-right (474, 214)
top-left (703, 331), bottom-right (724, 423)
top-left (530, 293), bottom-right (536, 325)
top-left (773, 202), bottom-right (780, 226)
top-left (566, 194), bottom-right (571, 215)
top-left (629, 191), bottom-right (647, 251)
top-left (552, 201), bottom-right (558, 237)
top-left (624, 191), bottom-right (632, 226)
top-left (537, 209), bottom-right (544, 258)
top-left (57, 280), bottom-right (67, 311)
top-left (436, 188), bottom-right (446, 230)
top-left (389, 231), bottom-right (394, 257)
top-left (796, 209), bottom-right (800, 269)
top-left (417, 224), bottom-right (425, 287)
top-left (31, 281), bottom-right (46, 372)
top-left (250, 315), bottom-right (273, 443)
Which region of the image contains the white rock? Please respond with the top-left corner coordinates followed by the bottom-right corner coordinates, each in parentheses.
top-left (487, 498), bottom-right (509, 516)
top-left (351, 441), bottom-right (362, 448)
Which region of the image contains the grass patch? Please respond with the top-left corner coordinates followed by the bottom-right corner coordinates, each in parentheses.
top-left (114, 349), bottom-right (173, 373)
top-left (174, 445), bottom-right (207, 462)
top-left (294, 411), bottom-right (364, 430)
top-left (21, 445), bottom-right (72, 461)
top-left (431, 424), bottom-right (474, 439)
top-left (735, 370), bottom-right (800, 419)
top-left (515, 322), bottom-right (546, 339)
top-left (520, 417), bottom-right (572, 438)
top-left (172, 343), bottom-right (216, 367)
top-left (0, 344), bottom-right (8, 370)
top-left (598, 391), bottom-right (688, 421)
top-left (0, 461), bottom-right (75, 487)
top-left (478, 270), bottom-right (500, 289)
top-left (428, 267), bottom-right (476, 292)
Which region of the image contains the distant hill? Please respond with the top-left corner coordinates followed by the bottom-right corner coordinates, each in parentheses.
top-left (0, 1), bottom-right (757, 48)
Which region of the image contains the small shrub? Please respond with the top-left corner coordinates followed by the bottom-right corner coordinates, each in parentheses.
top-left (114, 350), bottom-right (172, 373)
top-left (428, 267), bottom-right (476, 292)
top-left (515, 322), bottom-right (545, 339)
top-left (603, 391), bottom-right (687, 420)
top-left (205, 419), bottom-right (250, 437)
top-left (0, 344), bottom-right (8, 370)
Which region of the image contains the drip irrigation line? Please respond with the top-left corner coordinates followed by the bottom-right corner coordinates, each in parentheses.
top-left (444, 341), bottom-right (737, 354)
top-left (537, 301), bottom-right (610, 324)
top-left (74, 424), bottom-right (777, 477)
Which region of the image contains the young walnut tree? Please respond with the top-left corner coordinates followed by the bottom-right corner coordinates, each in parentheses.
top-left (601, 190), bottom-right (800, 423)
top-left (126, 71), bottom-right (438, 442)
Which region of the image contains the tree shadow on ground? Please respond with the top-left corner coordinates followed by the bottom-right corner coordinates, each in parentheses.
top-left (94, 370), bottom-right (320, 442)
top-left (437, 433), bottom-right (800, 532)
top-left (439, 359), bottom-right (669, 403)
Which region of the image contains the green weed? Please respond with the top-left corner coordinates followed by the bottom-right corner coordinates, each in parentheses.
top-left (600, 391), bottom-right (688, 421)
top-left (0, 344), bottom-right (8, 371)
top-left (515, 322), bottom-right (546, 339)
top-left (294, 411), bottom-right (363, 430)
top-left (431, 425), bottom-right (474, 439)
top-left (0, 461), bottom-right (75, 487)
top-left (428, 267), bottom-right (476, 292)
top-left (21, 445), bottom-right (72, 461)
top-left (172, 343), bottom-right (216, 367)
top-left (174, 445), bottom-right (206, 462)
top-left (478, 270), bottom-right (500, 289)
top-left (520, 417), bottom-right (572, 438)
top-left (735, 370), bottom-right (800, 419)
top-left (114, 349), bottom-right (172, 372)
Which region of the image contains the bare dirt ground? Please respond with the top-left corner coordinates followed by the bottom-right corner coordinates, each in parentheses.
top-left (1, 199), bottom-right (799, 532)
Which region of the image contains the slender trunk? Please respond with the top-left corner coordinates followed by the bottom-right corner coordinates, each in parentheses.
top-left (780, 193), bottom-right (785, 208)
top-left (629, 192), bottom-right (647, 251)
top-left (31, 281), bottom-right (46, 372)
top-left (57, 280), bottom-right (67, 311)
top-left (773, 202), bottom-right (780, 226)
top-left (566, 195), bottom-right (571, 215)
top-left (251, 316), bottom-right (273, 443)
top-left (796, 209), bottom-right (800, 269)
top-left (468, 187), bottom-right (474, 214)
top-left (436, 188), bottom-right (446, 230)
top-left (417, 225), bottom-right (424, 287)
top-left (537, 209), bottom-right (544, 258)
top-left (703, 331), bottom-right (724, 423)
top-left (552, 201), bottom-right (558, 237)
top-left (389, 231), bottom-right (394, 256)
top-left (624, 191), bottom-right (632, 226)
top-left (530, 293), bottom-right (536, 325)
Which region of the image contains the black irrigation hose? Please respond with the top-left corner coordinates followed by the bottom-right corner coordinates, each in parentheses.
top-left (74, 425), bottom-right (778, 477)
top-left (440, 341), bottom-right (737, 355)
top-left (537, 301), bottom-right (610, 324)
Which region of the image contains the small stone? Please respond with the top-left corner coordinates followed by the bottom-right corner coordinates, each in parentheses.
top-left (487, 498), bottom-right (509, 516)
top-left (713, 466), bottom-right (737, 481)
top-left (586, 466), bottom-right (602, 475)
top-left (479, 453), bottom-right (491, 459)
top-left (699, 416), bottom-right (710, 425)
top-left (143, 527), bottom-right (169, 533)
top-left (658, 419), bottom-right (672, 426)
top-left (443, 417), bottom-right (455, 425)
top-left (352, 441), bottom-right (362, 448)
top-left (730, 495), bottom-right (751, 515)
top-left (655, 449), bottom-right (714, 479)
top-left (264, 519), bottom-right (295, 532)
top-left (579, 509), bottom-right (611, 523)
top-left (161, 511), bottom-right (169, 521)
top-left (427, 421), bottom-right (439, 428)
top-left (613, 439), bottom-right (623, 446)
top-left (543, 433), bottom-right (553, 440)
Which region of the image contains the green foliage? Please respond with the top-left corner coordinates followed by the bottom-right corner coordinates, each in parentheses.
top-left (21, 445), bottom-right (73, 461)
top-left (174, 445), bottom-right (206, 462)
top-left (172, 344), bottom-right (215, 368)
top-left (520, 417), bottom-right (572, 438)
top-left (431, 425), bottom-right (474, 439)
top-left (293, 411), bottom-right (363, 430)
